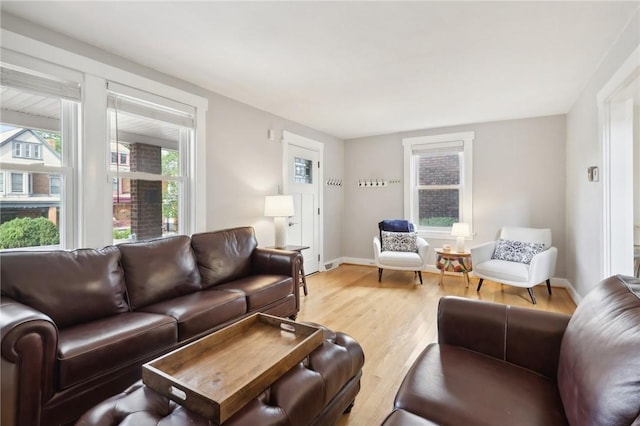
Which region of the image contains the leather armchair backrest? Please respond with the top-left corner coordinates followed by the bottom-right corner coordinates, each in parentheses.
top-left (0, 246), bottom-right (128, 328)
top-left (191, 227), bottom-right (257, 288)
top-left (500, 226), bottom-right (552, 249)
top-left (557, 275), bottom-right (640, 425)
top-left (119, 235), bottom-right (201, 309)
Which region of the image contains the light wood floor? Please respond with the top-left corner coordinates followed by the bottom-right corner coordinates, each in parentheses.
top-left (296, 264), bottom-right (577, 426)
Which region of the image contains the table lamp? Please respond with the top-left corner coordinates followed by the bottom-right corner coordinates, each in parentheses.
top-left (451, 222), bottom-right (470, 252)
top-left (264, 195), bottom-right (295, 248)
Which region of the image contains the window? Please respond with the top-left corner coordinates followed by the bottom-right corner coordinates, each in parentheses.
top-left (10, 173), bottom-right (24, 193)
top-left (111, 152), bottom-right (118, 163)
top-left (0, 173), bottom-right (4, 193)
top-left (403, 132), bottom-right (474, 238)
top-left (50, 175), bottom-right (61, 195)
top-left (107, 83), bottom-right (195, 243)
top-left (0, 63), bottom-right (80, 249)
top-left (1, 40), bottom-right (207, 250)
top-left (294, 156), bottom-right (313, 184)
top-left (12, 142), bottom-right (43, 160)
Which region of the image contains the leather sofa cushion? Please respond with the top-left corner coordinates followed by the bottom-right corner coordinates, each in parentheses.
top-left (119, 235), bottom-right (202, 309)
top-left (394, 344), bottom-right (568, 425)
top-left (57, 312), bottom-right (177, 389)
top-left (557, 275), bottom-right (640, 426)
top-left (191, 227), bottom-right (257, 287)
top-left (216, 275), bottom-right (293, 311)
top-left (140, 289), bottom-right (247, 341)
top-left (0, 246), bottom-right (128, 328)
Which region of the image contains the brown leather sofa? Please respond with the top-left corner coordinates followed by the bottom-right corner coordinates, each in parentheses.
top-left (382, 274), bottom-right (640, 425)
top-left (76, 325), bottom-right (365, 426)
top-left (1, 227), bottom-right (303, 426)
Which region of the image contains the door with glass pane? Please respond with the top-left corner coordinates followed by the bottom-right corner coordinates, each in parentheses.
top-left (287, 144), bottom-right (319, 274)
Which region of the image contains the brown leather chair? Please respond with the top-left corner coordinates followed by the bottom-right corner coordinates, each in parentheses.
top-left (382, 274), bottom-right (640, 425)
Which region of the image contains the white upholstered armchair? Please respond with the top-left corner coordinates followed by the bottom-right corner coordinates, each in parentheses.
top-left (470, 226), bottom-right (557, 304)
top-left (373, 220), bottom-right (429, 284)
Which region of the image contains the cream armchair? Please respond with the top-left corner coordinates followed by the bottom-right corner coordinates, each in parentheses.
top-left (373, 220), bottom-right (430, 284)
top-left (470, 226), bottom-right (557, 304)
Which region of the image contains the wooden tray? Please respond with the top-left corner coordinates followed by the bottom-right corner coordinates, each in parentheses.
top-left (142, 313), bottom-right (323, 424)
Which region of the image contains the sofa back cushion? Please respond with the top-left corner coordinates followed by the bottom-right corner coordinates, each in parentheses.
top-left (557, 275), bottom-right (640, 426)
top-left (191, 227), bottom-right (257, 288)
top-left (119, 235), bottom-right (201, 309)
top-left (0, 246), bottom-right (128, 328)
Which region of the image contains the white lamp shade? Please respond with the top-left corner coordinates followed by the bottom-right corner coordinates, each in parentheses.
top-left (264, 195), bottom-right (295, 217)
top-left (451, 222), bottom-right (470, 237)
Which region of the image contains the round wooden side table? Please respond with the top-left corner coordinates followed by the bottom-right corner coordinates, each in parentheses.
top-left (435, 248), bottom-right (472, 287)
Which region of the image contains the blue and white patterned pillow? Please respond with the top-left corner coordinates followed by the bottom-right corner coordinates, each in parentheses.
top-left (381, 231), bottom-right (418, 252)
top-left (492, 239), bottom-right (545, 264)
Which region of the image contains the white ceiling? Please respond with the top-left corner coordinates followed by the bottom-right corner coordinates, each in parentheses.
top-left (1, 1), bottom-right (637, 140)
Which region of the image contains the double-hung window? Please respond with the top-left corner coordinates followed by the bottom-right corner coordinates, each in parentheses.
top-left (403, 132), bottom-right (474, 239)
top-left (107, 83), bottom-right (195, 243)
top-left (0, 63), bottom-right (80, 249)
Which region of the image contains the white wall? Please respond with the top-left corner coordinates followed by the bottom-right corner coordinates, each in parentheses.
top-left (206, 92), bottom-right (345, 261)
top-left (344, 115), bottom-right (567, 277)
top-left (566, 10), bottom-right (639, 296)
top-left (1, 13), bottom-right (345, 260)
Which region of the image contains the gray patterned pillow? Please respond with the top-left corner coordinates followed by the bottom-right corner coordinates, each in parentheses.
top-left (381, 231), bottom-right (418, 252)
top-left (492, 239), bottom-right (545, 264)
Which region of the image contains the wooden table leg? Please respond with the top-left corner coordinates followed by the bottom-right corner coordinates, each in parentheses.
top-left (300, 264), bottom-right (308, 296)
top-left (439, 268), bottom-right (444, 286)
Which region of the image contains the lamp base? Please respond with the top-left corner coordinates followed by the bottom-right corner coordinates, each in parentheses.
top-left (274, 216), bottom-right (287, 248)
top-left (456, 236), bottom-right (465, 253)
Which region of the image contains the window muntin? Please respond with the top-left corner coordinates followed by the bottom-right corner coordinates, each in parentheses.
top-left (403, 132), bottom-right (474, 239)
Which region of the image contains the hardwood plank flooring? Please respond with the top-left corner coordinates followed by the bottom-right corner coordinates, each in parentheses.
top-left (296, 264), bottom-right (576, 426)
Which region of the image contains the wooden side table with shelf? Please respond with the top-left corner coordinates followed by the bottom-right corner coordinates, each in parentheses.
top-left (267, 245), bottom-right (310, 296)
top-left (435, 248), bottom-right (473, 287)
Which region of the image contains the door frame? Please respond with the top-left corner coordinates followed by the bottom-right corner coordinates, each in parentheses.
top-left (598, 45), bottom-right (639, 277)
top-left (282, 130), bottom-right (324, 272)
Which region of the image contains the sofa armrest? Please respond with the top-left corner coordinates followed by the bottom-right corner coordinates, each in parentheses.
top-left (437, 296), bottom-right (571, 379)
top-left (1, 296), bottom-right (58, 426)
top-left (252, 248), bottom-right (303, 310)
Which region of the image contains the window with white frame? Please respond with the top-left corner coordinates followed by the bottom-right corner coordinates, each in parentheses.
top-left (0, 172), bottom-right (4, 194)
top-left (0, 63), bottom-right (79, 249)
top-left (403, 132), bottom-right (474, 238)
top-left (1, 42), bottom-right (207, 250)
top-left (107, 83), bottom-right (195, 243)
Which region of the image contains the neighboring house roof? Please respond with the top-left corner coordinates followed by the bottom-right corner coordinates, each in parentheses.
top-left (0, 127), bottom-right (61, 159)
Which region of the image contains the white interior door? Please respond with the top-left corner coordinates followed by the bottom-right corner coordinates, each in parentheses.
top-left (286, 144), bottom-right (319, 274)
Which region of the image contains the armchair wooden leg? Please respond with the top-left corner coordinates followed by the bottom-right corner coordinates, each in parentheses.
top-left (417, 271), bottom-right (423, 285)
top-left (476, 278), bottom-right (484, 292)
top-left (527, 287), bottom-right (537, 304)
top-left (546, 279), bottom-right (552, 295)
top-left (378, 268), bottom-right (383, 282)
